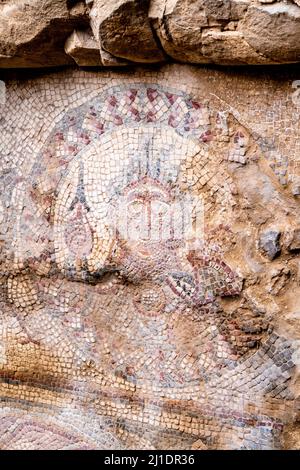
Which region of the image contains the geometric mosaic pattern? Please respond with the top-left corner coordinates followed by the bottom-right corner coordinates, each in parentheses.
top-left (0, 77), bottom-right (298, 449)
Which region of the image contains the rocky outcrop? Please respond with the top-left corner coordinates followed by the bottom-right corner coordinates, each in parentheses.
top-left (0, 0), bottom-right (300, 67)
top-left (150, 0), bottom-right (273, 65)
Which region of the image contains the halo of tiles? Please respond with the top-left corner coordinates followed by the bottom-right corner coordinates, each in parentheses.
top-left (0, 66), bottom-right (299, 450)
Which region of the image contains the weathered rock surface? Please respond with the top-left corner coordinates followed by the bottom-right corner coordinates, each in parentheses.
top-left (64, 29), bottom-right (102, 66)
top-left (259, 230), bottom-right (281, 260)
top-left (0, 64), bottom-right (299, 450)
top-left (291, 182), bottom-right (300, 197)
top-left (0, 0), bottom-right (89, 68)
top-left (241, 3), bottom-right (300, 63)
top-left (90, 0), bottom-right (165, 63)
top-left (0, 0), bottom-right (300, 67)
top-left (287, 228), bottom-right (300, 252)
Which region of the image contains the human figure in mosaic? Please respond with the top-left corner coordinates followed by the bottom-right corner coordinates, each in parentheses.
top-left (0, 84), bottom-right (297, 450)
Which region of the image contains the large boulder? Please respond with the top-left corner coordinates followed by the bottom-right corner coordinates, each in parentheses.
top-left (150, 0), bottom-right (258, 64)
top-left (200, 30), bottom-right (275, 65)
top-left (0, 0), bottom-right (89, 68)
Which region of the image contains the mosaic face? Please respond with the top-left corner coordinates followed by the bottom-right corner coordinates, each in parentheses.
top-left (0, 79), bottom-right (298, 450)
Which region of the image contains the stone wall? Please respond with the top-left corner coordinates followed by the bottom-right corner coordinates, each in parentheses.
top-left (1, 1), bottom-right (300, 68)
top-left (0, 64), bottom-right (299, 449)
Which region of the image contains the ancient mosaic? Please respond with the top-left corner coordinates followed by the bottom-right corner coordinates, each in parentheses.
top-left (0, 68), bottom-right (299, 450)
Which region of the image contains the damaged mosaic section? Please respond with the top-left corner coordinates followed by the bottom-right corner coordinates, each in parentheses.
top-left (0, 67), bottom-right (299, 450)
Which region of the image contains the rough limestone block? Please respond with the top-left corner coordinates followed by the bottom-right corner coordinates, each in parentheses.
top-left (90, 0), bottom-right (165, 63)
top-left (65, 29), bottom-right (102, 66)
top-left (259, 230), bottom-right (281, 260)
top-left (1, 0), bottom-right (300, 67)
